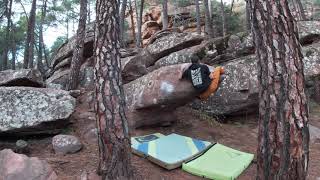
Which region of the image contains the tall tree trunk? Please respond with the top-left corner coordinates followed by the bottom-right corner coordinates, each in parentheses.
top-left (203, 0), bottom-right (214, 38)
top-left (3, 0), bottom-right (12, 70)
top-left (23, 0), bottom-right (37, 69)
top-left (37, 0), bottom-right (47, 74)
top-left (120, 0), bottom-right (127, 47)
top-left (87, 0), bottom-right (90, 23)
top-left (135, 0), bottom-right (144, 48)
top-left (220, 0), bottom-right (226, 36)
top-left (162, 0), bottom-right (168, 29)
top-left (94, 0), bottom-right (134, 179)
top-left (314, 77), bottom-right (320, 103)
top-left (67, 0), bottom-right (87, 90)
top-left (245, 0), bottom-right (251, 32)
top-left (11, 41), bottom-right (16, 70)
top-left (129, 0), bottom-right (136, 43)
top-left (249, 0), bottom-right (310, 179)
top-left (195, 0), bottom-right (201, 35)
top-left (230, 0), bottom-right (235, 13)
top-left (295, 0), bottom-right (306, 20)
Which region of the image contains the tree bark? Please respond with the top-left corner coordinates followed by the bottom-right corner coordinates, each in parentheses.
top-left (94, 0), bottom-right (135, 179)
top-left (195, 0), bottom-right (201, 35)
top-left (11, 40), bottom-right (16, 70)
top-left (203, 0), bottom-right (214, 38)
top-left (220, 0), bottom-right (226, 36)
top-left (249, 0), bottom-right (310, 179)
top-left (120, 0), bottom-right (128, 47)
top-left (162, 0), bottom-right (168, 29)
top-left (135, 0), bottom-right (144, 47)
top-left (3, 0), bottom-right (13, 70)
top-left (67, 0), bottom-right (87, 90)
top-left (245, 0), bottom-right (251, 32)
top-left (129, 0), bottom-right (136, 43)
top-left (23, 0), bottom-right (37, 69)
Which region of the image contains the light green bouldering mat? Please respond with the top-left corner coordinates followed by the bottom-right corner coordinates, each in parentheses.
top-left (132, 133), bottom-right (213, 170)
top-left (182, 143), bottom-right (254, 180)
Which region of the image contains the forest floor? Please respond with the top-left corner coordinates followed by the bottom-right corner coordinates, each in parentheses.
top-left (1, 101), bottom-right (320, 180)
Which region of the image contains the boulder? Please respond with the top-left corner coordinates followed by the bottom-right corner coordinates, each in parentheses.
top-left (52, 135), bottom-right (82, 154)
top-left (0, 149), bottom-right (58, 180)
top-left (298, 21), bottom-right (320, 45)
top-left (227, 35), bottom-right (242, 52)
top-left (124, 63), bottom-right (198, 127)
top-left (122, 31), bottom-right (204, 82)
top-left (192, 43), bottom-right (320, 116)
top-left (46, 66), bottom-right (95, 90)
top-left (142, 21), bottom-right (161, 40)
top-left (15, 140), bottom-right (29, 154)
top-left (0, 69), bottom-right (44, 87)
top-left (0, 87), bottom-right (76, 135)
top-left (150, 43), bottom-right (206, 70)
top-left (50, 24), bottom-right (95, 69)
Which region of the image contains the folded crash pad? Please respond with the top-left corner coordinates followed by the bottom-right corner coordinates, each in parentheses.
top-left (182, 143), bottom-right (254, 180)
top-left (131, 133), bottom-right (165, 156)
top-left (132, 133), bottom-right (213, 170)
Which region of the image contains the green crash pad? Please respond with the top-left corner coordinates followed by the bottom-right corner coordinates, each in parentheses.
top-left (132, 133), bottom-right (213, 170)
top-left (182, 143), bottom-right (254, 180)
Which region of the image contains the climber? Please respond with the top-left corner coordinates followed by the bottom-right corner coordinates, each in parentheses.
top-left (182, 56), bottom-right (225, 100)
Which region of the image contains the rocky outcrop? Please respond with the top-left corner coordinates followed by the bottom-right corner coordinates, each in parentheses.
top-left (0, 149), bottom-right (58, 180)
top-left (0, 87), bottom-right (76, 135)
top-left (192, 42), bottom-right (320, 116)
top-left (122, 31), bottom-right (204, 83)
top-left (0, 69), bottom-right (44, 87)
top-left (52, 135), bottom-right (82, 154)
top-left (47, 20), bottom-right (320, 125)
top-left (124, 63), bottom-right (198, 127)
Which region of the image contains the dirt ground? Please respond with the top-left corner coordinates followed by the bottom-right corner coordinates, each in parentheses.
top-left (1, 101), bottom-right (320, 180)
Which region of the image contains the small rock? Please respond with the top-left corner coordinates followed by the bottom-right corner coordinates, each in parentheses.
top-left (52, 135), bottom-right (82, 155)
top-left (84, 128), bottom-right (98, 144)
top-left (79, 170), bottom-right (102, 180)
top-left (69, 90), bottom-right (81, 98)
top-left (0, 149), bottom-right (58, 180)
top-left (15, 140), bottom-right (29, 154)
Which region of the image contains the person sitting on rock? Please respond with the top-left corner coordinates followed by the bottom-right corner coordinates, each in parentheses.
top-left (182, 56), bottom-right (225, 100)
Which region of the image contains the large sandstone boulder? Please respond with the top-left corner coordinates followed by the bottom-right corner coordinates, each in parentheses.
top-left (142, 21), bottom-right (161, 40)
top-left (192, 43), bottom-right (320, 116)
top-left (122, 31), bottom-right (204, 82)
top-left (0, 69), bottom-right (44, 87)
top-left (124, 63), bottom-right (198, 127)
top-left (0, 149), bottom-right (58, 180)
top-left (50, 24), bottom-right (94, 69)
top-left (0, 87), bottom-right (76, 135)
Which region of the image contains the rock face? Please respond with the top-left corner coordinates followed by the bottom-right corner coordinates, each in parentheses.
top-left (124, 63), bottom-right (198, 127)
top-left (0, 149), bottom-right (58, 180)
top-left (0, 69), bottom-right (44, 87)
top-left (192, 43), bottom-right (320, 116)
top-left (47, 20), bottom-right (320, 125)
top-left (52, 135), bottom-right (82, 154)
top-left (122, 31), bottom-right (204, 83)
top-left (0, 87), bottom-right (76, 135)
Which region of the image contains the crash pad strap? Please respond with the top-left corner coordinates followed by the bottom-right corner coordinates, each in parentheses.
top-left (199, 66), bottom-right (224, 100)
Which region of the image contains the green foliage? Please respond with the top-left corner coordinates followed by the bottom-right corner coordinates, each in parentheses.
top-left (50, 36), bottom-right (67, 56)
